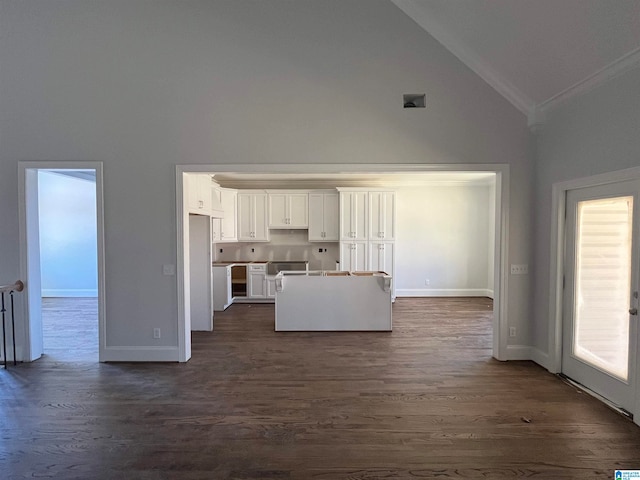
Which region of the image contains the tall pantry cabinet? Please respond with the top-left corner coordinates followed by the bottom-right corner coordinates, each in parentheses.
top-left (338, 189), bottom-right (396, 297)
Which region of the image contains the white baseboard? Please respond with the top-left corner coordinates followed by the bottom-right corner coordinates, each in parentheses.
top-left (100, 346), bottom-right (180, 362)
top-left (505, 344), bottom-right (532, 360)
top-left (42, 289), bottom-right (98, 298)
top-left (396, 288), bottom-right (493, 297)
top-left (530, 347), bottom-right (550, 370)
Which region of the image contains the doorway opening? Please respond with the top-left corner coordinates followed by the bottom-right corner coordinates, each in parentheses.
top-left (19, 162), bottom-right (106, 363)
top-left (176, 164), bottom-right (509, 364)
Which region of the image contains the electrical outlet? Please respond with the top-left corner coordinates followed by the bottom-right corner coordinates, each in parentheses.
top-left (510, 264), bottom-right (529, 275)
top-left (153, 328), bottom-right (161, 339)
top-left (425, 279), bottom-right (430, 286)
top-left (509, 327), bottom-right (516, 337)
top-left (162, 264), bottom-right (175, 276)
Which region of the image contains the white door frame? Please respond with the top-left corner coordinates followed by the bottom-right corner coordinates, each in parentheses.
top-left (18, 161), bottom-right (107, 362)
top-left (548, 165), bottom-right (640, 425)
top-left (175, 163), bottom-right (510, 363)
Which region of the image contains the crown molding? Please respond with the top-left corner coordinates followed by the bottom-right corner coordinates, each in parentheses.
top-left (392, 0), bottom-right (640, 132)
top-left (391, 0), bottom-right (534, 118)
top-left (538, 45), bottom-right (640, 115)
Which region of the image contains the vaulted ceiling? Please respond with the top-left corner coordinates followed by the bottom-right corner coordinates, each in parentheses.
top-left (391, 0), bottom-right (640, 126)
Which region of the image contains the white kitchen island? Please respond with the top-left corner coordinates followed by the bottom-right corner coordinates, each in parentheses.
top-left (274, 271), bottom-right (392, 331)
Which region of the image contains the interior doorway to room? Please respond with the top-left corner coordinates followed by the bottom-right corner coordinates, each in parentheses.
top-left (20, 163), bottom-right (105, 363)
top-left (562, 179), bottom-right (640, 416)
top-left (177, 166), bottom-right (507, 363)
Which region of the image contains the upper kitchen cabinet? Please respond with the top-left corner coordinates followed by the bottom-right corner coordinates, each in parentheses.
top-left (308, 192), bottom-right (339, 241)
top-left (238, 192), bottom-right (269, 242)
top-left (211, 187), bottom-right (238, 243)
top-left (339, 190), bottom-right (368, 241)
top-left (268, 192), bottom-right (308, 229)
top-left (185, 173), bottom-right (213, 216)
top-left (219, 188), bottom-right (238, 242)
top-left (369, 191), bottom-right (395, 240)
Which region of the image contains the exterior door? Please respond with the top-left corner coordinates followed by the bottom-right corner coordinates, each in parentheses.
top-left (562, 180), bottom-right (639, 413)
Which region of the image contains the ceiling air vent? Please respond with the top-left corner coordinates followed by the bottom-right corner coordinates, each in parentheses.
top-left (403, 93), bottom-right (426, 109)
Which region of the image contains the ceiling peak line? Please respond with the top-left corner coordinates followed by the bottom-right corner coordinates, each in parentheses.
top-left (391, 0), bottom-right (534, 115)
top-left (391, 0), bottom-right (640, 132)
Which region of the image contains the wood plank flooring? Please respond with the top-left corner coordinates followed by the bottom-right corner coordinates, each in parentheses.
top-left (41, 297), bottom-right (98, 362)
top-left (1, 297), bottom-right (639, 479)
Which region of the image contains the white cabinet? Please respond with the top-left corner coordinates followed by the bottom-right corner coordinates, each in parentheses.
top-left (309, 192), bottom-right (339, 241)
top-left (213, 265), bottom-right (233, 311)
top-left (340, 191), bottom-right (368, 240)
top-left (185, 174), bottom-right (212, 215)
top-left (368, 241), bottom-right (394, 274)
top-left (369, 192), bottom-right (395, 240)
top-left (267, 275), bottom-right (277, 299)
top-left (268, 193), bottom-right (308, 228)
top-left (238, 192), bottom-right (269, 241)
top-left (340, 241), bottom-right (367, 271)
top-left (211, 188), bottom-right (237, 243)
top-left (211, 217), bottom-right (221, 243)
top-left (248, 264), bottom-right (267, 298)
top-left (220, 188), bottom-right (237, 242)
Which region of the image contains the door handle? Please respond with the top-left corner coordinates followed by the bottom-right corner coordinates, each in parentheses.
top-left (629, 307), bottom-right (638, 315)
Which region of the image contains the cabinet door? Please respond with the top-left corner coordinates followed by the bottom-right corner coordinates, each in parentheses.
top-left (213, 266), bottom-right (232, 311)
top-left (197, 175), bottom-right (212, 213)
top-left (340, 192), bottom-right (368, 240)
top-left (211, 217), bottom-right (221, 243)
top-left (369, 242), bottom-right (394, 274)
top-left (288, 194), bottom-right (309, 228)
top-left (323, 193), bottom-right (340, 241)
top-left (249, 272), bottom-right (266, 298)
top-left (268, 194), bottom-right (288, 228)
top-left (340, 242), bottom-right (367, 271)
top-left (185, 174), bottom-right (200, 212)
top-left (237, 193), bottom-right (253, 240)
top-left (308, 194), bottom-right (325, 241)
top-left (370, 192), bottom-right (395, 240)
top-left (220, 189), bottom-right (237, 242)
top-left (267, 277), bottom-right (277, 298)
top-left (253, 194), bottom-right (269, 241)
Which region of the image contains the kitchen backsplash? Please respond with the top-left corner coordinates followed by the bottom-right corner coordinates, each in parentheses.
top-left (215, 230), bottom-right (340, 270)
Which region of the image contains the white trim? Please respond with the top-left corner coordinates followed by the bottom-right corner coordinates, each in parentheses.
top-left (392, 1), bottom-right (640, 126)
top-left (548, 165), bottom-right (640, 374)
top-left (101, 346), bottom-right (179, 362)
top-left (176, 167), bottom-right (189, 362)
top-left (390, 0), bottom-right (533, 117)
top-left (176, 163), bottom-right (510, 363)
top-left (18, 161), bottom-right (106, 363)
top-left (505, 345), bottom-right (533, 361)
top-left (539, 46), bottom-right (640, 115)
top-left (530, 347), bottom-right (550, 371)
top-left (495, 168), bottom-right (510, 361)
top-left (42, 289), bottom-right (98, 297)
top-left (396, 288), bottom-right (493, 297)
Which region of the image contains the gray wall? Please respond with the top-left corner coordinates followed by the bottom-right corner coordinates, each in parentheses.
top-left (533, 66), bottom-right (640, 354)
top-left (0, 0), bottom-right (533, 359)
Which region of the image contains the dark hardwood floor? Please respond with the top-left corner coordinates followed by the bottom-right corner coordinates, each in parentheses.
top-left (1, 297), bottom-right (639, 479)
